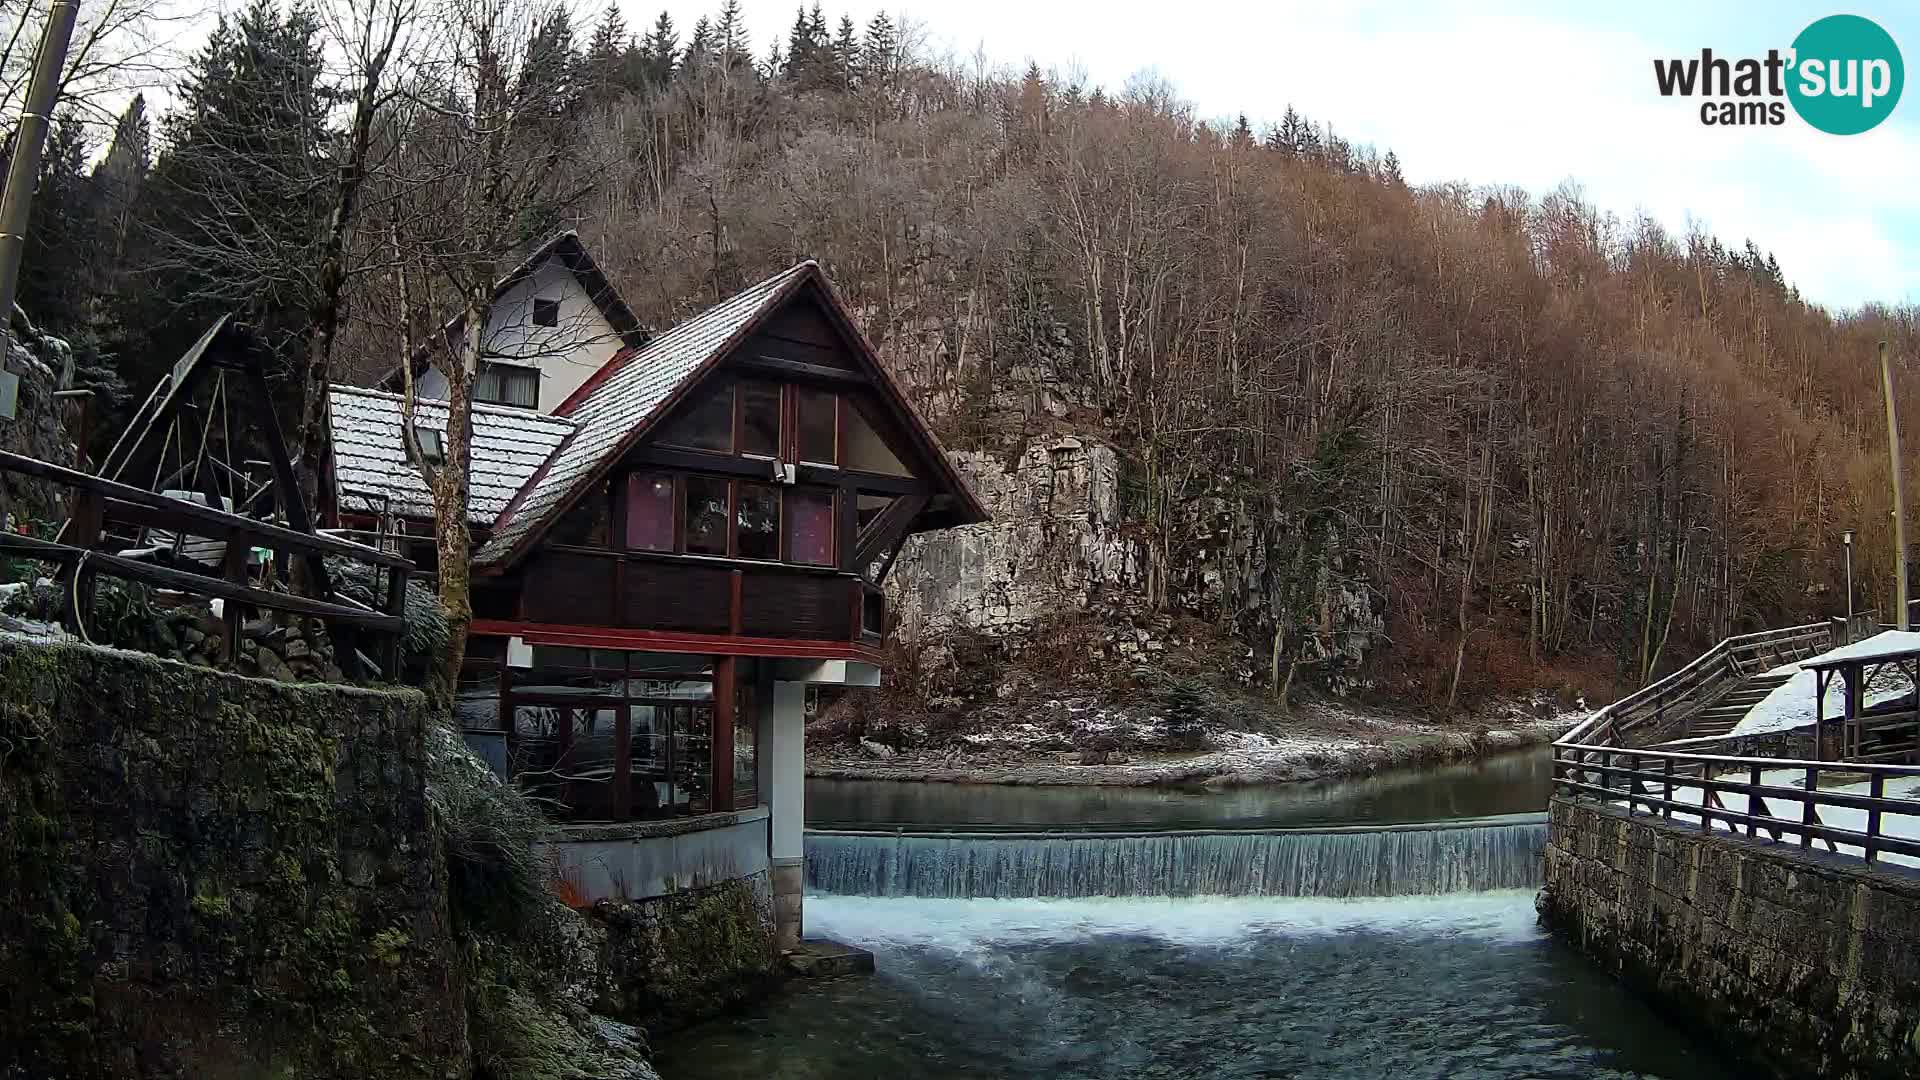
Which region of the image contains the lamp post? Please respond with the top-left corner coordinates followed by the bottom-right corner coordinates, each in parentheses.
top-left (1844, 530), bottom-right (1855, 626)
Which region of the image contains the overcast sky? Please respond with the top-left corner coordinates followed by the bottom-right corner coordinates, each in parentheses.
top-left (630, 0), bottom-right (1919, 313)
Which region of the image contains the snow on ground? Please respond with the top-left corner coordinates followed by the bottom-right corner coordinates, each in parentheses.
top-left (1618, 768), bottom-right (1920, 870)
top-left (1731, 630), bottom-right (1920, 738)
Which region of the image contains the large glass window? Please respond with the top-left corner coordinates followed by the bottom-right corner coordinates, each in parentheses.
top-left (738, 381), bottom-right (781, 457)
top-left (659, 384), bottom-right (734, 452)
top-left (787, 488), bottom-right (834, 566)
top-left (735, 482), bottom-right (780, 560)
top-left (625, 472), bottom-right (674, 551)
top-left (683, 475), bottom-right (730, 555)
top-left (507, 650), bottom-right (717, 821)
top-left (798, 388), bottom-right (837, 464)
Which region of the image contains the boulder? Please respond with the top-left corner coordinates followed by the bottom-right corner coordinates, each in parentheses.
top-left (858, 738), bottom-right (896, 760)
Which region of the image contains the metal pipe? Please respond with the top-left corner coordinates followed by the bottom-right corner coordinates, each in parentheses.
top-left (0, 0), bottom-right (83, 325)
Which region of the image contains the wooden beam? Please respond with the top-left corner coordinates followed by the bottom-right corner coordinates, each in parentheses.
top-left (98, 496), bottom-right (412, 568)
top-left (854, 493), bottom-right (928, 570)
top-left (734, 354), bottom-right (867, 386)
top-left (626, 446), bottom-right (928, 495)
top-left (0, 531), bottom-right (404, 631)
top-left (0, 451), bottom-right (410, 568)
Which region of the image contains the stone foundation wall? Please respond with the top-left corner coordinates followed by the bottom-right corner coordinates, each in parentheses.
top-left (1540, 797), bottom-right (1920, 1080)
top-left (0, 633), bottom-right (467, 1079)
top-left (596, 872), bottom-right (779, 1035)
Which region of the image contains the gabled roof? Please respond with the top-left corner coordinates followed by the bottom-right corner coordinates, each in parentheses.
top-left (380, 230), bottom-right (646, 390)
top-left (474, 260), bottom-right (988, 569)
top-left (328, 385), bottom-right (576, 524)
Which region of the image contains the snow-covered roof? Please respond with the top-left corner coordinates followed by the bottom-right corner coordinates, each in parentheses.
top-left (474, 261), bottom-right (818, 566)
top-left (327, 385), bottom-right (576, 524)
top-left (1728, 630), bottom-right (1920, 738)
top-left (1803, 629), bottom-right (1920, 668)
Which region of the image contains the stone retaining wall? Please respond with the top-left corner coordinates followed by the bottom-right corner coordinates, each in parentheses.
top-left (1540, 797), bottom-right (1920, 1079)
top-left (0, 633), bottom-right (466, 1079)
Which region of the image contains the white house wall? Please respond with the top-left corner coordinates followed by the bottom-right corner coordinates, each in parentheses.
top-left (415, 260), bottom-right (623, 414)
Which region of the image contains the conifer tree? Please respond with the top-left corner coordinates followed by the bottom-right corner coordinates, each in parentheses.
top-left (16, 114), bottom-right (94, 335)
top-left (862, 11), bottom-right (897, 84)
top-left (1381, 150), bottom-right (1405, 186)
top-left (1231, 113), bottom-right (1253, 149)
top-left (108, 0), bottom-right (331, 405)
top-left (585, 3), bottom-right (630, 103)
top-left (683, 16), bottom-right (714, 76)
top-left (88, 95), bottom-right (149, 275)
top-left (716, 0), bottom-right (747, 71)
top-left (832, 14), bottom-right (860, 87)
top-left (641, 11), bottom-right (678, 86)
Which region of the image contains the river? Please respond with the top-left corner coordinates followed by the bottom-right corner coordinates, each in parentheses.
top-left (656, 748), bottom-right (1736, 1079)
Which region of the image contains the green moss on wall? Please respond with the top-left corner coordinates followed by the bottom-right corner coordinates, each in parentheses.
top-left (596, 874), bottom-right (779, 1035)
top-left (0, 637), bottom-right (468, 1079)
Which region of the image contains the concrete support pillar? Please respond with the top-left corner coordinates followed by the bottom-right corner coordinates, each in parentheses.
top-left (764, 680), bottom-right (806, 950)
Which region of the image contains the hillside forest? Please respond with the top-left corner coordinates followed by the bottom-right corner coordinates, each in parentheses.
top-left (7, 0), bottom-right (1920, 711)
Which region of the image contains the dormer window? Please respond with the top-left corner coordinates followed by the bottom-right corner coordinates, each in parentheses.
top-left (532, 298), bottom-right (560, 327)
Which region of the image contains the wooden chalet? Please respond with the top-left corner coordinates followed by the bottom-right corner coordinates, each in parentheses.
top-left (324, 244), bottom-right (985, 938)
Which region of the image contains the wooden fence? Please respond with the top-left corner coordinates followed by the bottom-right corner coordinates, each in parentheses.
top-left (1555, 615), bottom-right (1920, 868)
top-left (0, 448), bottom-right (413, 678)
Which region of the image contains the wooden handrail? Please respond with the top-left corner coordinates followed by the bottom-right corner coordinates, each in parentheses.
top-left (0, 448), bottom-right (411, 569)
top-left (0, 448), bottom-right (413, 679)
top-left (1559, 621), bottom-right (1832, 746)
top-left (1552, 744), bottom-right (1920, 865)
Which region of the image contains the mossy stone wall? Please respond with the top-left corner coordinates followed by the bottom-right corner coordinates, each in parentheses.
top-left (0, 634), bottom-right (468, 1079)
top-left (595, 872), bottom-right (778, 1035)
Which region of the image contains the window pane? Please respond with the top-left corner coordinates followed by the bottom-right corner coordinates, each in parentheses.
top-left (843, 400), bottom-right (911, 476)
top-left (857, 493), bottom-right (894, 530)
top-left (629, 704), bottom-right (671, 818)
top-left (625, 472), bottom-right (674, 551)
top-left (553, 481), bottom-right (610, 547)
top-left (733, 676), bottom-right (758, 810)
top-left (798, 389), bottom-right (837, 464)
top-left (683, 475), bottom-right (730, 555)
top-left (658, 384), bottom-right (734, 452)
top-left (787, 489), bottom-right (834, 566)
top-left (736, 482), bottom-right (780, 560)
top-left (739, 381), bottom-right (780, 457)
top-left (532, 298), bottom-right (559, 327)
top-left (476, 362), bottom-right (539, 409)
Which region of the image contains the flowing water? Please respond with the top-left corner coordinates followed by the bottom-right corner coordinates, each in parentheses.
top-left (806, 818), bottom-right (1547, 898)
top-left (659, 748), bottom-right (1735, 1078)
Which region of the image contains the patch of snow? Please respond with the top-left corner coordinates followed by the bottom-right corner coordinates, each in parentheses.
top-left (1732, 647), bottom-right (1918, 738)
top-left (1632, 769), bottom-right (1920, 870)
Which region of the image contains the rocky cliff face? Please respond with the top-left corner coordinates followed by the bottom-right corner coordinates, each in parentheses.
top-left (889, 435), bottom-right (1383, 693)
top-left (891, 437), bottom-right (1144, 638)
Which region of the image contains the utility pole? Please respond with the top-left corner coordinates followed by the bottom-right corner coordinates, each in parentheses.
top-left (1880, 340), bottom-right (1908, 630)
top-left (0, 0), bottom-right (83, 329)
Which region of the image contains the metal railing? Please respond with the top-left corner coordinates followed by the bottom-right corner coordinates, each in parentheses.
top-left (1554, 613), bottom-right (1920, 867)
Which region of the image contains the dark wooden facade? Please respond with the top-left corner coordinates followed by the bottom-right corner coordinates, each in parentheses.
top-left (439, 281), bottom-right (980, 821)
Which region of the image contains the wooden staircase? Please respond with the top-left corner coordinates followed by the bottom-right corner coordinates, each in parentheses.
top-left (1680, 670), bottom-right (1797, 740)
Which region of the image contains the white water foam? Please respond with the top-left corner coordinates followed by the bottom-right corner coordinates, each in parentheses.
top-left (805, 890), bottom-right (1545, 956)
